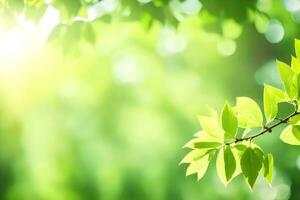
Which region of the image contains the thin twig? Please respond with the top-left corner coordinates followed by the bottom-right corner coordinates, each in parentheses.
top-left (226, 111), bottom-right (300, 145)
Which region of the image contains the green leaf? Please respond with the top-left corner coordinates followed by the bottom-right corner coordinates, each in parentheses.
top-left (297, 74), bottom-right (300, 100)
top-left (291, 56), bottom-right (300, 74)
top-left (216, 146), bottom-right (236, 185)
top-left (221, 103), bottom-right (238, 140)
top-left (277, 60), bottom-right (298, 99)
top-left (198, 115), bottom-right (224, 138)
top-left (193, 131), bottom-right (223, 143)
top-left (186, 151), bottom-right (214, 180)
top-left (231, 147), bottom-right (242, 177)
top-left (193, 142), bottom-right (222, 149)
top-left (183, 138), bottom-right (202, 149)
top-left (280, 125), bottom-right (300, 145)
top-left (236, 97), bottom-right (263, 128)
top-left (292, 125), bottom-right (300, 141)
top-left (263, 84), bottom-right (289, 122)
top-left (263, 154), bottom-right (273, 185)
top-left (240, 147), bottom-right (264, 188)
top-left (180, 149), bottom-right (210, 164)
top-left (289, 114), bottom-right (300, 125)
top-left (295, 39), bottom-right (300, 59)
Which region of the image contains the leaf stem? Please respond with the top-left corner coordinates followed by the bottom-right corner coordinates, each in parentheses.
top-left (226, 110), bottom-right (300, 145)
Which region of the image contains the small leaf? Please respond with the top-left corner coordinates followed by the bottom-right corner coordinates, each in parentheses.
top-left (186, 152), bottom-right (212, 180)
top-left (193, 142), bottom-right (222, 149)
top-left (193, 130), bottom-right (223, 143)
top-left (277, 60), bottom-right (298, 99)
top-left (289, 114), bottom-right (300, 125)
top-left (263, 84), bottom-right (289, 122)
top-left (292, 125), bottom-right (300, 141)
top-left (180, 149), bottom-right (209, 164)
top-left (280, 125), bottom-right (300, 145)
top-left (263, 154), bottom-right (274, 185)
top-left (216, 146), bottom-right (236, 185)
top-left (298, 74), bottom-right (300, 100)
top-left (198, 115), bottom-right (224, 138)
top-left (183, 138), bottom-right (202, 149)
top-left (221, 103), bottom-right (238, 140)
top-left (198, 151), bottom-right (215, 180)
top-left (240, 147), bottom-right (264, 188)
top-left (236, 97), bottom-right (263, 128)
top-left (232, 147), bottom-right (242, 177)
top-left (291, 56), bottom-right (300, 74)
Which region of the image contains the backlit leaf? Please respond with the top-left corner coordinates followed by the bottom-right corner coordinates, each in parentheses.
top-left (277, 60), bottom-right (298, 99)
top-left (292, 125), bottom-right (300, 141)
top-left (198, 115), bottom-right (224, 138)
top-left (193, 130), bottom-right (223, 143)
top-left (221, 103), bottom-right (238, 140)
top-left (186, 151), bottom-right (214, 180)
top-left (263, 84), bottom-right (289, 122)
top-left (193, 142), bottom-right (222, 149)
top-left (263, 154), bottom-right (273, 185)
top-left (236, 97), bottom-right (263, 128)
top-left (280, 125), bottom-right (300, 145)
top-left (216, 146), bottom-right (236, 185)
top-left (289, 114), bottom-right (300, 124)
top-left (291, 56), bottom-right (300, 74)
top-left (180, 149), bottom-right (210, 164)
top-left (240, 147), bottom-right (263, 188)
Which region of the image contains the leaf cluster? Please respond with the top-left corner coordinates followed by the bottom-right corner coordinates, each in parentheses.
top-left (0, 0), bottom-right (265, 42)
top-left (180, 39), bottom-right (300, 189)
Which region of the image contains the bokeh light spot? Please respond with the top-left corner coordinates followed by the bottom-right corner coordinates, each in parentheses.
top-left (217, 39), bottom-right (236, 56)
top-left (265, 20), bottom-right (285, 43)
top-left (170, 0), bottom-right (202, 21)
top-left (157, 28), bottom-right (186, 56)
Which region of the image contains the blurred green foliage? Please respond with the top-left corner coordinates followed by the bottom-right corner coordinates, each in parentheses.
top-left (0, 0), bottom-right (299, 200)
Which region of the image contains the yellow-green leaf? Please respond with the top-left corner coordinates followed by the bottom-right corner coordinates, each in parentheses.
top-left (289, 114), bottom-right (300, 125)
top-left (193, 142), bottom-right (222, 149)
top-left (180, 149), bottom-right (210, 164)
top-left (216, 146), bottom-right (237, 186)
top-left (277, 60), bottom-right (298, 99)
top-left (198, 115), bottom-right (224, 138)
top-left (221, 103), bottom-right (238, 140)
top-left (292, 125), bottom-right (300, 141)
top-left (263, 84), bottom-right (289, 122)
top-left (185, 151), bottom-right (214, 180)
top-left (280, 125), bottom-right (300, 145)
top-left (263, 154), bottom-right (273, 185)
top-left (193, 131), bottom-right (223, 143)
top-left (236, 97), bottom-right (263, 128)
top-left (291, 56), bottom-right (300, 74)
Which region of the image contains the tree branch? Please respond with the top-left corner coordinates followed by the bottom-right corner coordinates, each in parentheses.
top-left (226, 111), bottom-right (300, 145)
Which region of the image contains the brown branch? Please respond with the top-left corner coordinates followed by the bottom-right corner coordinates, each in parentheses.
top-left (226, 111), bottom-right (300, 145)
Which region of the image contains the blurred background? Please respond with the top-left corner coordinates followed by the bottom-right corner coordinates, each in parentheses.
top-left (0, 0), bottom-right (300, 199)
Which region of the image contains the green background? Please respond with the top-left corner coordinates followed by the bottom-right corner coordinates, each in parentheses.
top-left (0, 0), bottom-right (300, 199)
